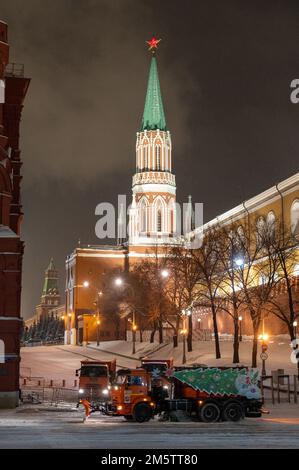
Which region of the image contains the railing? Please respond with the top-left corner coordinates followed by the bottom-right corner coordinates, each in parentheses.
top-left (20, 387), bottom-right (78, 407)
top-left (260, 374), bottom-right (299, 404)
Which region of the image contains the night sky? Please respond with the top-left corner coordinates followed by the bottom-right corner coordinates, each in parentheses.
top-left (1, 0), bottom-right (298, 318)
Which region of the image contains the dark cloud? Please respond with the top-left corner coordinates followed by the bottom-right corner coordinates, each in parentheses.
top-left (1, 0), bottom-right (298, 317)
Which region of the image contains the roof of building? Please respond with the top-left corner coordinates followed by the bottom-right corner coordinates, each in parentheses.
top-left (192, 171), bottom-right (299, 236)
top-left (141, 56), bottom-right (167, 132)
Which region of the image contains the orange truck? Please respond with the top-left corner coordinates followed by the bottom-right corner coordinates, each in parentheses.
top-left (76, 360), bottom-right (116, 409)
top-left (105, 365), bottom-right (264, 423)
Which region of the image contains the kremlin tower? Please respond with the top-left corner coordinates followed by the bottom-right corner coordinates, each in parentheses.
top-left (129, 39), bottom-right (176, 245)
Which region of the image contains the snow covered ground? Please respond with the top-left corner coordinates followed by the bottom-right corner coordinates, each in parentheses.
top-left (20, 336), bottom-right (298, 388)
top-left (0, 403), bottom-right (299, 449)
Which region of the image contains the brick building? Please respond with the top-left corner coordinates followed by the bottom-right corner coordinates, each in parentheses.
top-left (0, 20), bottom-right (30, 407)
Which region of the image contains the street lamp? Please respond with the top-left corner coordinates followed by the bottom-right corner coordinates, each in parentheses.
top-left (181, 310), bottom-right (189, 364)
top-left (96, 319), bottom-right (101, 347)
top-left (161, 269), bottom-right (169, 279)
top-left (238, 315), bottom-right (243, 342)
top-left (114, 277), bottom-right (137, 354)
top-left (293, 320), bottom-right (298, 338)
top-left (259, 333), bottom-right (269, 376)
top-left (235, 258), bottom-right (244, 267)
top-left (83, 281), bottom-right (103, 346)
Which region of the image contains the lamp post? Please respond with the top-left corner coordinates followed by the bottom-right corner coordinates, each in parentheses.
top-left (238, 315), bottom-right (243, 342)
top-left (115, 277), bottom-right (137, 355)
top-left (259, 333), bottom-right (269, 377)
top-left (83, 281), bottom-right (103, 346)
top-left (181, 310), bottom-right (189, 365)
top-left (293, 320), bottom-right (298, 339)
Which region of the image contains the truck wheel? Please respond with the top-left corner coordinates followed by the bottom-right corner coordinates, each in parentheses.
top-left (133, 403), bottom-right (152, 423)
top-left (223, 402), bottom-right (243, 422)
top-left (200, 403), bottom-right (221, 423)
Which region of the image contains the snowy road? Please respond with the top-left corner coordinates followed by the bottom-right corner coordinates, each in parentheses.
top-left (0, 406), bottom-right (298, 449)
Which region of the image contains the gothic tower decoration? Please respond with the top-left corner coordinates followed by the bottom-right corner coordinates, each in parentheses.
top-left (129, 37), bottom-right (176, 245)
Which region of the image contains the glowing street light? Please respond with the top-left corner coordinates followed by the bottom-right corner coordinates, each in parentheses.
top-left (259, 333), bottom-right (269, 342)
top-left (235, 258), bottom-right (244, 267)
top-left (238, 315), bottom-right (243, 342)
top-left (259, 332), bottom-right (269, 376)
top-left (293, 320), bottom-right (298, 338)
top-left (161, 269), bottom-right (169, 279)
top-left (83, 280), bottom-right (89, 288)
top-left (115, 277), bottom-right (123, 287)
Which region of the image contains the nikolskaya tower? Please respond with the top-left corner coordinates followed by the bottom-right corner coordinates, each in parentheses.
top-left (129, 37), bottom-right (177, 246)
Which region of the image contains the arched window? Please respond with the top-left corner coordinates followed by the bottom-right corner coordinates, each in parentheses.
top-left (256, 216), bottom-right (266, 248)
top-left (293, 264), bottom-right (299, 277)
top-left (143, 146), bottom-right (148, 170)
top-left (140, 200), bottom-right (147, 232)
top-left (156, 145), bottom-right (161, 170)
top-left (291, 200), bottom-right (299, 236)
top-left (266, 211), bottom-right (276, 240)
top-left (157, 209), bottom-right (162, 232)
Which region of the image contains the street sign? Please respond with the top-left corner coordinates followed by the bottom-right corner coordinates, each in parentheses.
top-left (260, 352), bottom-right (268, 361)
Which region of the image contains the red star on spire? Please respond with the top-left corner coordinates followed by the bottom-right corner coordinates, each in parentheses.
top-left (146, 36), bottom-right (161, 53)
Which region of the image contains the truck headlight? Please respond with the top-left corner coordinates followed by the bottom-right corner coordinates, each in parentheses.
top-left (102, 388), bottom-right (109, 395)
top-left (79, 389), bottom-right (84, 394)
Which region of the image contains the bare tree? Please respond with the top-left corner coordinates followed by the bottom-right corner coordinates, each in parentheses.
top-left (191, 225), bottom-right (225, 359)
top-left (264, 224), bottom-right (299, 375)
top-left (165, 245), bottom-right (201, 352)
top-left (232, 220), bottom-right (281, 367)
top-left (216, 225), bottom-right (247, 363)
top-left (133, 248), bottom-right (169, 344)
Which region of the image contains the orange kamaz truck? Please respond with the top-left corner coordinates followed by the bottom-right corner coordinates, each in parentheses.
top-left (105, 365), bottom-right (263, 423)
top-left (76, 360), bottom-right (116, 409)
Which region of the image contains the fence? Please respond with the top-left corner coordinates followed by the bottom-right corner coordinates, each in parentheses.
top-left (261, 374), bottom-right (299, 404)
top-left (20, 386), bottom-right (78, 407)
top-left (126, 328), bottom-right (212, 343)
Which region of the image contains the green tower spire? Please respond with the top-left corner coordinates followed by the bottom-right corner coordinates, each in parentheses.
top-left (42, 258), bottom-right (59, 295)
top-left (141, 56), bottom-right (167, 132)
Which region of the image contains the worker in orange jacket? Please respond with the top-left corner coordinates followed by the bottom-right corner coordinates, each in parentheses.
top-left (80, 399), bottom-right (91, 419)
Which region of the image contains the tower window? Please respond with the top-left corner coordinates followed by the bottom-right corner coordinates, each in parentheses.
top-left (144, 146), bottom-right (148, 170)
top-left (141, 204), bottom-right (147, 232)
top-left (156, 146), bottom-right (161, 170)
top-left (157, 210), bottom-right (162, 232)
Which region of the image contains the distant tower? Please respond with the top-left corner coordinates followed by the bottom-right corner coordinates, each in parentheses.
top-left (129, 38), bottom-right (176, 245)
top-left (36, 258), bottom-right (61, 318)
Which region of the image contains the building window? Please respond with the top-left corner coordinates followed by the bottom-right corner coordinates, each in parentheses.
top-left (141, 201), bottom-right (147, 232)
top-left (291, 200), bottom-right (299, 236)
top-left (144, 146), bottom-right (148, 170)
top-left (256, 216), bottom-right (266, 248)
top-left (157, 209), bottom-right (162, 232)
top-left (156, 146), bottom-right (161, 170)
top-left (266, 211), bottom-right (276, 240)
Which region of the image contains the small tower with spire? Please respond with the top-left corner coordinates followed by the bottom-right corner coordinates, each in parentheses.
top-left (129, 37), bottom-right (176, 245)
top-left (37, 258), bottom-right (61, 319)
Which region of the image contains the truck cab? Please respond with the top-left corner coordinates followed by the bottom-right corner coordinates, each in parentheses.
top-left (108, 368), bottom-right (155, 422)
top-left (76, 360), bottom-right (116, 408)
